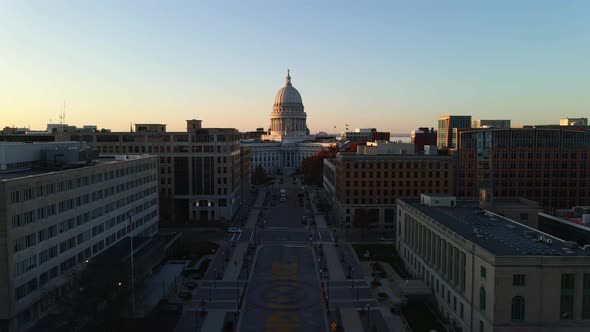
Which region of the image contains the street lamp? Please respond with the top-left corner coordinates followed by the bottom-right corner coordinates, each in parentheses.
top-left (366, 303), bottom-right (371, 330)
top-left (128, 211), bottom-right (136, 316)
top-left (214, 268), bottom-right (217, 288)
top-left (236, 279), bottom-right (240, 314)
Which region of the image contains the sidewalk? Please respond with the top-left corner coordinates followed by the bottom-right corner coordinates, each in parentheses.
top-left (323, 244), bottom-right (345, 281)
top-left (340, 308), bottom-right (364, 332)
top-left (222, 242), bottom-right (248, 281)
top-left (322, 243), bottom-right (364, 332)
top-left (360, 261), bottom-right (409, 332)
top-left (196, 191), bottom-right (264, 331)
top-left (200, 311), bottom-right (225, 332)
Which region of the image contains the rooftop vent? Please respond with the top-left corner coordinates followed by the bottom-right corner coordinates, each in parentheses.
top-left (523, 230), bottom-right (537, 239)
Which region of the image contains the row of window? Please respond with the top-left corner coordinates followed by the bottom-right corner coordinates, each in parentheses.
top-left (13, 193), bottom-right (157, 254)
top-left (402, 213), bottom-right (467, 292)
top-left (345, 160), bottom-right (451, 170)
top-left (11, 176), bottom-right (156, 229)
top-left (96, 143), bottom-right (237, 154)
top-left (14, 217), bottom-right (159, 304)
top-left (9, 161), bottom-right (156, 205)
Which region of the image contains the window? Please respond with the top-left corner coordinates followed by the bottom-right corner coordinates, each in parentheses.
top-left (511, 296), bottom-right (525, 322)
top-left (583, 274), bottom-right (590, 319)
top-left (480, 266), bottom-right (487, 279)
top-left (479, 320), bottom-right (484, 332)
top-left (460, 302), bottom-right (464, 319)
top-left (560, 274), bottom-right (575, 320)
top-left (520, 213), bottom-right (528, 221)
top-left (480, 287), bottom-right (486, 312)
top-left (513, 274), bottom-right (526, 287)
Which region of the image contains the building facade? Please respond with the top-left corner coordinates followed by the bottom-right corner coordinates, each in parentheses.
top-left (323, 152), bottom-right (453, 230)
top-left (341, 128), bottom-right (390, 143)
top-left (242, 71), bottom-right (334, 175)
top-left (0, 143), bottom-right (159, 331)
top-left (56, 121), bottom-right (243, 224)
top-left (397, 194), bottom-right (590, 332)
top-left (438, 115), bottom-right (472, 149)
top-left (471, 120), bottom-right (511, 129)
top-left (560, 118), bottom-right (588, 127)
top-left (455, 127), bottom-right (590, 213)
top-left (411, 127), bottom-right (437, 153)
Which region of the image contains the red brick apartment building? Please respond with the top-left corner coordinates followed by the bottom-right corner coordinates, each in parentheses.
top-left (323, 152), bottom-right (453, 230)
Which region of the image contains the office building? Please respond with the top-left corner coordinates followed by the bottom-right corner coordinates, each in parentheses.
top-left (341, 128), bottom-right (390, 143)
top-left (560, 117), bottom-right (588, 127)
top-left (397, 194), bottom-right (590, 332)
top-left (471, 120), bottom-right (511, 129)
top-left (323, 149), bottom-right (453, 230)
top-left (411, 127), bottom-right (437, 153)
top-left (0, 142), bottom-right (159, 331)
top-left (56, 120), bottom-right (243, 224)
top-left (438, 115), bottom-right (472, 149)
top-left (455, 127), bottom-right (590, 213)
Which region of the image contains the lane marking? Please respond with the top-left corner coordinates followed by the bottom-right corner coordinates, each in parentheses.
top-left (231, 233), bottom-right (237, 241)
top-left (329, 231), bottom-right (334, 242)
top-left (236, 232), bottom-right (242, 241)
top-left (318, 231), bottom-right (323, 241)
top-left (249, 231), bottom-right (254, 242)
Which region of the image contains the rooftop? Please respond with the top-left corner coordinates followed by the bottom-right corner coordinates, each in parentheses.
top-left (0, 155), bottom-right (153, 181)
top-left (401, 198), bottom-right (589, 257)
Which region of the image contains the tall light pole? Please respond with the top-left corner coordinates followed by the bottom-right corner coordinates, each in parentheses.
top-left (128, 211), bottom-right (136, 316)
top-left (366, 303), bottom-right (371, 330)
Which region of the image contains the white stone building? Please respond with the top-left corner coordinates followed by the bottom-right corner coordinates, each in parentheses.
top-left (397, 194), bottom-right (590, 332)
top-left (0, 142), bottom-right (159, 331)
top-left (242, 71), bottom-right (335, 175)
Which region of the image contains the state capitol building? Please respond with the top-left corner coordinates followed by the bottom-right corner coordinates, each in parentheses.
top-left (241, 71), bottom-right (335, 175)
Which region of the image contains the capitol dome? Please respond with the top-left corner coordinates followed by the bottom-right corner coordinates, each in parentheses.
top-left (274, 71), bottom-right (303, 107)
top-left (269, 70), bottom-right (308, 137)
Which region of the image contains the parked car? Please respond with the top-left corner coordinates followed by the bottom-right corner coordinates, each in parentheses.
top-left (227, 227), bottom-right (242, 233)
top-left (280, 197), bottom-right (286, 202)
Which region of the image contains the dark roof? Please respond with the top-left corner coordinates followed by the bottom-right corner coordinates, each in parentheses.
top-left (402, 199), bottom-right (590, 257)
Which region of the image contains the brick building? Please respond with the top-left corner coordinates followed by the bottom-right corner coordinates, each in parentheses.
top-left (323, 151), bottom-right (453, 230)
top-left (411, 127), bottom-right (437, 152)
top-left (455, 127), bottom-right (590, 213)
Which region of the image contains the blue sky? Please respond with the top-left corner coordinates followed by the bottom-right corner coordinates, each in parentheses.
top-left (1, 0), bottom-right (589, 133)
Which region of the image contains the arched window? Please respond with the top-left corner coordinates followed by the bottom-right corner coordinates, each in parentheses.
top-left (480, 287), bottom-right (486, 312)
top-left (511, 296), bottom-right (525, 322)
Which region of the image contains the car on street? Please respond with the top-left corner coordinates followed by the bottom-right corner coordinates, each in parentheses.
top-left (227, 227), bottom-right (242, 233)
top-left (280, 197), bottom-right (286, 202)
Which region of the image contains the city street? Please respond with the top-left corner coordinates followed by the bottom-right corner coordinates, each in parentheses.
top-left (176, 177), bottom-right (385, 332)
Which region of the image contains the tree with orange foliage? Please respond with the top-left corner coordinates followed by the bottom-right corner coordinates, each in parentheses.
top-left (301, 146), bottom-right (338, 186)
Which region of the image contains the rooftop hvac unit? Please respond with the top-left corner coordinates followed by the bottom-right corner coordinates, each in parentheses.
top-left (538, 235), bottom-right (546, 242)
top-left (546, 238), bottom-right (553, 245)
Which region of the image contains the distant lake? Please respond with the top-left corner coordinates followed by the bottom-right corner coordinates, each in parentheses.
top-left (390, 136), bottom-right (411, 143)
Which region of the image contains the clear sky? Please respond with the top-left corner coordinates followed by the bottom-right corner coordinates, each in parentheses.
top-left (1, 0), bottom-right (589, 134)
